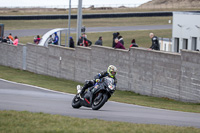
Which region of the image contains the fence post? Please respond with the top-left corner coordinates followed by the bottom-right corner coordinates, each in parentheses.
top-left (22, 46), bottom-right (27, 70)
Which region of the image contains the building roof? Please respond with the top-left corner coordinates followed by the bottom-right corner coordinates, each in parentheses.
top-left (173, 11), bottom-right (200, 15)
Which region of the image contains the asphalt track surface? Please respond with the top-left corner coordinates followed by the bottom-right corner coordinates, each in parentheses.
top-left (0, 79), bottom-right (200, 128)
top-left (4, 25), bottom-right (172, 37)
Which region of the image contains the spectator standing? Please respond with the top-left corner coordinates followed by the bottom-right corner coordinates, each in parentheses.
top-left (129, 39), bottom-right (138, 48)
top-left (118, 36), bottom-right (124, 45)
top-left (77, 33), bottom-right (92, 47)
top-left (77, 34), bottom-right (84, 46)
top-left (48, 35), bottom-right (54, 44)
top-left (81, 25), bottom-right (86, 33)
top-left (13, 36), bottom-right (18, 46)
top-left (114, 38), bottom-right (125, 49)
top-left (112, 32), bottom-right (120, 48)
top-left (53, 32), bottom-right (59, 45)
top-left (83, 37), bottom-right (92, 47)
top-left (8, 33), bottom-right (14, 41)
top-left (149, 33), bottom-right (160, 50)
top-left (69, 36), bottom-right (75, 48)
top-left (95, 36), bottom-right (103, 46)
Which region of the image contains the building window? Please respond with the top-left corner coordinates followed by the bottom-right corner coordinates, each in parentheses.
top-left (174, 38), bottom-right (179, 52)
top-left (191, 37), bottom-right (197, 50)
top-left (183, 39), bottom-right (188, 49)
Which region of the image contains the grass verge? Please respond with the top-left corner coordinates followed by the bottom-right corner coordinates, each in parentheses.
top-left (0, 65), bottom-right (199, 113)
top-left (2, 17), bottom-right (172, 30)
top-left (1, 110), bottom-right (200, 133)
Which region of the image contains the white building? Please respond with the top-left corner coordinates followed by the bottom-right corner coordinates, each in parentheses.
top-left (172, 11), bottom-right (200, 52)
top-left (159, 38), bottom-right (172, 52)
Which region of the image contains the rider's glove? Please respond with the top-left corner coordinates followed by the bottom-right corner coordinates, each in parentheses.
top-left (95, 79), bottom-right (100, 83)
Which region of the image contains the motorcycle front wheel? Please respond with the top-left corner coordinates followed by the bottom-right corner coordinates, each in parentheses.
top-left (71, 94), bottom-right (81, 108)
top-left (92, 93), bottom-right (108, 110)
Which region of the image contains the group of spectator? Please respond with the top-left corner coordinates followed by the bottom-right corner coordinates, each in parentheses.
top-left (112, 32), bottom-right (160, 51)
top-left (34, 32), bottom-right (59, 45)
top-left (0, 33), bottom-right (18, 46)
top-left (112, 32), bottom-right (139, 50)
top-left (76, 32), bottom-right (140, 50)
top-left (77, 33), bottom-right (105, 47)
top-left (30, 29), bottom-right (160, 51)
top-left (77, 33), bottom-right (92, 47)
top-left (1, 28), bottom-right (160, 50)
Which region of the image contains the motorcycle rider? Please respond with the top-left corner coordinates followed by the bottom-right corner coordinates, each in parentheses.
top-left (79, 65), bottom-right (117, 98)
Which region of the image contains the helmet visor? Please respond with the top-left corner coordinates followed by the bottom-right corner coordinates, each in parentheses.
top-left (111, 71), bottom-right (116, 76)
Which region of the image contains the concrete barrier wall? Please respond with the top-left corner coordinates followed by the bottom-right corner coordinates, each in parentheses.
top-left (129, 48), bottom-right (182, 100)
top-left (0, 43), bottom-right (24, 69)
top-left (180, 50), bottom-right (200, 102)
top-left (0, 42), bottom-right (199, 103)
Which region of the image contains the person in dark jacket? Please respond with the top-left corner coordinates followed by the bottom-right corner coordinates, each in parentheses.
top-left (118, 35), bottom-right (124, 45)
top-left (79, 65), bottom-right (117, 98)
top-left (95, 36), bottom-right (103, 46)
top-left (112, 32), bottom-right (120, 48)
top-left (2, 36), bottom-right (7, 43)
top-left (69, 36), bottom-right (75, 48)
top-left (149, 33), bottom-right (160, 50)
top-left (114, 38), bottom-right (125, 49)
top-left (77, 33), bottom-right (92, 47)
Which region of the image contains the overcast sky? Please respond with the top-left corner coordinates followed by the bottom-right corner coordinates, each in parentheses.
top-left (0, 0), bottom-right (152, 8)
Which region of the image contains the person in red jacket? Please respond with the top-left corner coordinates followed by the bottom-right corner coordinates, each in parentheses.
top-left (114, 38), bottom-right (125, 49)
top-left (129, 39), bottom-right (138, 48)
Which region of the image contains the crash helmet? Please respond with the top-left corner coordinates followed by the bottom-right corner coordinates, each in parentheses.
top-left (107, 65), bottom-right (117, 78)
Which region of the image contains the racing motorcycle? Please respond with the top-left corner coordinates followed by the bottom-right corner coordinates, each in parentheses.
top-left (71, 76), bottom-right (116, 110)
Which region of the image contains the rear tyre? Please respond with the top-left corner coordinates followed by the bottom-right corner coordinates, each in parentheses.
top-left (92, 93), bottom-right (108, 110)
top-left (72, 94), bottom-right (81, 108)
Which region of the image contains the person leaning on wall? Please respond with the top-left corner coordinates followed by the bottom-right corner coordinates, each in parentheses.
top-left (95, 36), bottom-right (103, 46)
top-left (8, 33), bottom-right (14, 41)
top-left (114, 38), bottom-right (125, 49)
top-left (13, 36), bottom-right (18, 46)
top-left (149, 33), bottom-right (160, 51)
top-left (69, 36), bottom-right (75, 48)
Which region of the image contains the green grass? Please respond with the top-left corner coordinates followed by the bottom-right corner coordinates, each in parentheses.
top-left (1, 110), bottom-right (200, 133)
top-left (0, 65), bottom-right (199, 113)
top-left (0, 65), bottom-right (80, 94)
top-left (19, 29), bottom-right (172, 49)
top-left (2, 17), bottom-right (172, 30)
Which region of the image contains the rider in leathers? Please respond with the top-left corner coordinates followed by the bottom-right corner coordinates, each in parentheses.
top-left (79, 65), bottom-right (117, 97)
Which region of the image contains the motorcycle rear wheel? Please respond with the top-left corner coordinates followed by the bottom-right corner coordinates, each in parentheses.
top-left (72, 94), bottom-right (81, 108)
top-left (92, 93), bottom-right (108, 110)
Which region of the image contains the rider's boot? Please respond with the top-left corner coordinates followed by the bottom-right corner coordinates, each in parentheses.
top-left (79, 80), bottom-right (94, 98)
top-left (79, 84), bottom-right (87, 98)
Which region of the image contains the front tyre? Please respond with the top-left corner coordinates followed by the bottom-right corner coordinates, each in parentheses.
top-left (71, 94), bottom-right (81, 108)
top-left (92, 93), bottom-right (108, 110)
